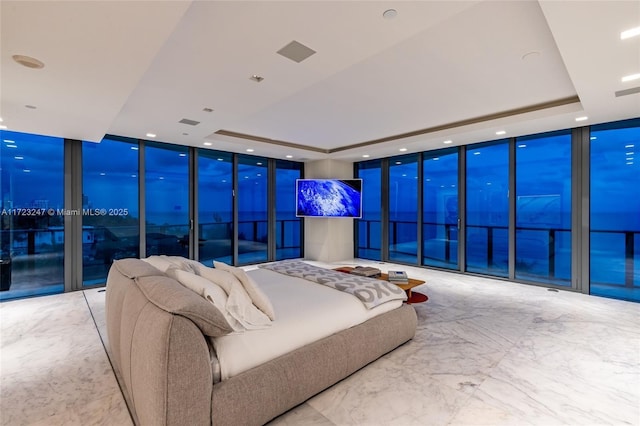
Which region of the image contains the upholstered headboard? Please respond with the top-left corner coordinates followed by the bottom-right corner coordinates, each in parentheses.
top-left (105, 259), bottom-right (226, 426)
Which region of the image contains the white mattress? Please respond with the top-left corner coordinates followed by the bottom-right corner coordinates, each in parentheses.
top-left (212, 267), bottom-right (402, 381)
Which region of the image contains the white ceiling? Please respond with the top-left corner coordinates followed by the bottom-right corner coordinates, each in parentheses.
top-left (1, 1), bottom-right (639, 162)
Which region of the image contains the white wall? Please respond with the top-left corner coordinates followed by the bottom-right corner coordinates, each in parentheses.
top-left (303, 159), bottom-right (354, 263)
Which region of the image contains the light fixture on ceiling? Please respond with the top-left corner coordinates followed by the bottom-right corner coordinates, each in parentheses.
top-left (146, 133), bottom-right (156, 138)
top-left (575, 116), bottom-right (588, 122)
top-left (362, 154), bottom-right (370, 158)
top-left (6, 144), bottom-right (17, 148)
top-left (12, 54), bottom-right (45, 69)
top-left (621, 26), bottom-right (640, 40)
top-left (433, 157), bottom-right (440, 161)
top-left (250, 75), bottom-right (264, 83)
top-left (398, 148), bottom-right (407, 152)
top-left (395, 161), bottom-right (402, 165)
top-left (23, 169), bottom-right (31, 173)
top-left (257, 162), bottom-right (263, 166)
top-left (285, 155), bottom-right (293, 159)
top-left (518, 144), bottom-right (527, 148)
top-left (591, 137), bottom-right (597, 140)
top-left (496, 130), bottom-right (506, 135)
top-left (179, 153), bottom-right (187, 157)
top-left (246, 148), bottom-right (254, 152)
top-left (15, 156), bottom-right (24, 160)
top-left (621, 73), bottom-right (640, 83)
top-left (100, 173), bottom-right (106, 176)
top-left (443, 140), bottom-right (452, 144)
top-left (130, 146), bottom-right (139, 151)
top-left (4, 140), bottom-right (14, 143)
top-left (383, 9), bottom-right (397, 19)
top-left (203, 142), bottom-right (213, 146)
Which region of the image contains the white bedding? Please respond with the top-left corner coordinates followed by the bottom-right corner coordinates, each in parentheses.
top-left (212, 267), bottom-right (402, 381)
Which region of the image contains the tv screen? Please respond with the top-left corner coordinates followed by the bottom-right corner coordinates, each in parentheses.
top-left (296, 179), bottom-right (362, 218)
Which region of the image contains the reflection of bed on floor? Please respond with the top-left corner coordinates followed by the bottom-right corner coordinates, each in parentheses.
top-left (105, 257), bottom-right (417, 426)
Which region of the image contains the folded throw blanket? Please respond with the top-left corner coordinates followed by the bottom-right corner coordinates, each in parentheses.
top-left (259, 260), bottom-right (406, 309)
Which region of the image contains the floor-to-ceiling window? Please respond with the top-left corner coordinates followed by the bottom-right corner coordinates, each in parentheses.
top-left (237, 155), bottom-right (268, 264)
top-left (465, 141), bottom-right (509, 276)
top-left (423, 148), bottom-right (458, 269)
top-left (590, 119), bottom-right (640, 302)
top-left (82, 137), bottom-right (139, 285)
top-left (198, 150), bottom-right (233, 265)
top-left (275, 160), bottom-right (303, 260)
top-left (0, 131), bottom-right (64, 300)
top-left (355, 160), bottom-right (382, 260)
top-left (515, 131), bottom-right (572, 286)
top-left (388, 154), bottom-right (419, 264)
top-left (145, 142), bottom-right (190, 257)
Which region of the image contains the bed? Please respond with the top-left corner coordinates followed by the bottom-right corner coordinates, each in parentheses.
top-left (105, 257), bottom-right (417, 426)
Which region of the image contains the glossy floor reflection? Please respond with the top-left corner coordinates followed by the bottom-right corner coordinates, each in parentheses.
top-left (1, 260), bottom-right (639, 425)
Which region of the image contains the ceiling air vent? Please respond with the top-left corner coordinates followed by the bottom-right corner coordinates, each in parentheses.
top-left (277, 40), bottom-right (316, 63)
top-left (179, 118), bottom-right (200, 126)
top-left (615, 86), bottom-right (640, 97)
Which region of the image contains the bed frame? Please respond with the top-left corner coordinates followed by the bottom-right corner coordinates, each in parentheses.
top-left (105, 259), bottom-right (417, 426)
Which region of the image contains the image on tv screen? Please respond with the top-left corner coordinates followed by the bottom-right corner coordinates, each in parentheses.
top-left (296, 179), bottom-right (362, 218)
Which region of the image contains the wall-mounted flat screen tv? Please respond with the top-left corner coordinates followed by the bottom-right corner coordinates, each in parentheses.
top-left (295, 179), bottom-right (362, 218)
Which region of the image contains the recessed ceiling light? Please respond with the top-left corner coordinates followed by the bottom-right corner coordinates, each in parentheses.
top-left (146, 133), bottom-right (156, 138)
top-left (100, 172), bottom-right (106, 176)
top-left (496, 130), bottom-right (506, 135)
top-left (285, 155), bottom-right (293, 159)
top-left (130, 146), bottom-right (139, 150)
top-left (217, 158), bottom-right (223, 161)
top-left (443, 140), bottom-right (452, 144)
top-left (590, 136), bottom-right (597, 140)
top-left (257, 162), bottom-right (263, 165)
top-left (23, 169), bottom-right (31, 173)
top-left (179, 153), bottom-right (187, 157)
top-left (625, 144), bottom-right (635, 148)
top-left (4, 140), bottom-right (15, 143)
top-left (203, 142), bottom-right (213, 146)
top-left (627, 151), bottom-right (635, 155)
top-left (575, 116), bottom-right (588, 122)
top-left (246, 148), bottom-right (254, 152)
top-left (433, 157), bottom-right (440, 161)
top-left (621, 73), bottom-right (640, 82)
top-left (395, 161), bottom-right (402, 165)
top-left (473, 152), bottom-right (481, 155)
top-left (131, 174), bottom-right (137, 178)
top-left (12, 54), bottom-right (45, 69)
top-left (383, 9), bottom-right (397, 19)
top-left (399, 148), bottom-right (407, 152)
top-left (14, 156), bottom-right (23, 160)
top-left (159, 176), bottom-right (165, 180)
top-left (518, 144), bottom-right (527, 148)
top-left (621, 26), bottom-right (640, 40)
top-left (362, 154), bottom-right (370, 158)
top-left (6, 144), bottom-right (17, 148)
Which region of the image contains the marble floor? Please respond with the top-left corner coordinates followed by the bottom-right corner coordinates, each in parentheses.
top-left (1, 260), bottom-right (639, 425)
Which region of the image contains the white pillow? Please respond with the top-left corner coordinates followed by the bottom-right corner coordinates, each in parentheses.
top-left (142, 256), bottom-right (176, 273)
top-left (166, 268), bottom-right (245, 332)
top-left (213, 261), bottom-right (276, 320)
top-left (195, 265), bottom-right (271, 330)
